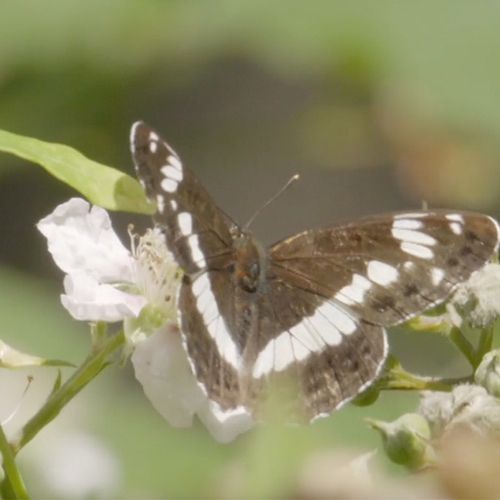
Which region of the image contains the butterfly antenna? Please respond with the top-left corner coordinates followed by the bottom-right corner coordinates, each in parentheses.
top-left (245, 174), bottom-right (300, 230)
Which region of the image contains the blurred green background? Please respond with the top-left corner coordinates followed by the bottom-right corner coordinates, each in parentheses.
top-left (1, 1), bottom-right (500, 497)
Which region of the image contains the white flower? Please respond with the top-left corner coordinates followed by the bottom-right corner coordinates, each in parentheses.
top-left (0, 367), bottom-right (53, 443)
top-left (37, 198), bottom-right (146, 322)
top-left (419, 384), bottom-right (500, 439)
top-left (451, 263), bottom-right (500, 327)
top-left (38, 198), bottom-right (254, 442)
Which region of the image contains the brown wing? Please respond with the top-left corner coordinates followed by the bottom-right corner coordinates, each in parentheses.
top-left (131, 122), bottom-right (232, 275)
top-left (268, 211), bottom-right (499, 326)
top-left (240, 210), bottom-right (499, 421)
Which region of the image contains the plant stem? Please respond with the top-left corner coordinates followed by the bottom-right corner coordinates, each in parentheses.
top-left (0, 423), bottom-right (29, 499)
top-left (448, 326), bottom-right (476, 366)
top-left (13, 331), bottom-right (124, 454)
top-left (379, 355), bottom-right (472, 392)
top-left (474, 324), bottom-right (494, 368)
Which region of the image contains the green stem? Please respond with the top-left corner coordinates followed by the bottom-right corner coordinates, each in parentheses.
top-left (0, 424), bottom-right (29, 500)
top-left (379, 355), bottom-right (472, 392)
top-left (474, 324), bottom-right (494, 368)
top-left (383, 374), bottom-right (473, 392)
top-left (12, 331), bottom-right (124, 454)
top-left (449, 326), bottom-right (476, 366)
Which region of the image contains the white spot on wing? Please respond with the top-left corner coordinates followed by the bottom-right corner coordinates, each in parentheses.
top-left (156, 195), bottom-right (165, 213)
top-left (149, 132), bottom-right (159, 142)
top-left (273, 333), bottom-right (295, 372)
top-left (367, 260), bottom-right (399, 286)
top-left (315, 301), bottom-right (357, 335)
top-left (170, 200), bottom-right (178, 211)
top-left (161, 165), bottom-right (183, 182)
top-left (431, 267), bottom-right (445, 286)
top-left (394, 213), bottom-right (428, 219)
top-left (291, 336), bottom-right (310, 361)
top-left (252, 341), bottom-right (273, 378)
top-left (161, 178), bottom-right (178, 193)
top-left (289, 322), bottom-right (323, 350)
top-left (392, 228), bottom-right (437, 246)
top-left (403, 261), bottom-right (415, 271)
top-left (252, 297), bottom-right (360, 378)
top-left (192, 274), bottom-right (241, 370)
top-left (167, 155), bottom-right (182, 171)
top-left (400, 242), bottom-right (434, 259)
top-left (149, 141), bottom-right (158, 153)
top-left (336, 274), bottom-right (372, 305)
top-left (186, 234), bottom-right (207, 267)
top-left (178, 211), bottom-right (193, 236)
top-left (446, 214), bottom-right (464, 223)
top-left (392, 219), bottom-right (423, 230)
top-left (200, 294), bottom-right (219, 324)
top-left (450, 222), bottom-right (462, 235)
top-left (192, 273), bottom-right (209, 298)
top-left (301, 319), bottom-right (327, 348)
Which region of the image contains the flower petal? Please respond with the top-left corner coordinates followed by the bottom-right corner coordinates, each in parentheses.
top-left (0, 340), bottom-right (72, 368)
top-left (62, 273), bottom-right (146, 322)
top-left (131, 324), bottom-right (206, 428)
top-left (38, 198), bottom-right (133, 282)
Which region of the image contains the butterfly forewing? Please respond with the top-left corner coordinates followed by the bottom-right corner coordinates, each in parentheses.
top-left (269, 211), bottom-right (499, 326)
top-left (131, 122), bottom-right (233, 275)
top-left (131, 122), bottom-right (500, 423)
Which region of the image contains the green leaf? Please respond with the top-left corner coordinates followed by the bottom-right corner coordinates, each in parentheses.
top-left (0, 128), bottom-right (154, 214)
top-left (49, 370), bottom-right (63, 397)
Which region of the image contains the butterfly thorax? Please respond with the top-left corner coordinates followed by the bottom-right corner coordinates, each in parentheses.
top-left (230, 227), bottom-right (267, 294)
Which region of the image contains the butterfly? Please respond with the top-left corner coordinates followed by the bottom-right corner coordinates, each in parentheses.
top-left (131, 121), bottom-right (499, 422)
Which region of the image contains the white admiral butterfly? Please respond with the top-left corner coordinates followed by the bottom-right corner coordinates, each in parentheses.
top-left (131, 122), bottom-right (499, 422)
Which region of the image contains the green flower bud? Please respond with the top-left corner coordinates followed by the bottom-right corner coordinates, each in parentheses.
top-left (367, 413), bottom-right (435, 470)
top-left (475, 350), bottom-right (500, 398)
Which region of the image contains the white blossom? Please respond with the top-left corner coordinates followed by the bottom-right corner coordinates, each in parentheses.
top-left (452, 263), bottom-right (500, 327)
top-left (38, 198), bottom-right (254, 442)
top-left (37, 198), bottom-right (145, 322)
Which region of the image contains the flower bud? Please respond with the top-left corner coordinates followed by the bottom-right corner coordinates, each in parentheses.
top-left (475, 350), bottom-right (500, 398)
top-left (367, 413), bottom-right (435, 470)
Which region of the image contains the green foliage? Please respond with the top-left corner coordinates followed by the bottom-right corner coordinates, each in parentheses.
top-left (0, 129), bottom-right (153, 214)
